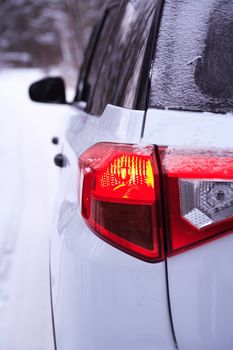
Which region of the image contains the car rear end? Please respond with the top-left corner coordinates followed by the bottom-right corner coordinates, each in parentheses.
top-left (50, 0), bottom-right (233, 349)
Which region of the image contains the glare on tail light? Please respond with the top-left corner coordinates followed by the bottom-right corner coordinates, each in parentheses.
top-left (79, 143), bottom-right (164, 262)
top-left (160, 148), bottom-right (233, 254)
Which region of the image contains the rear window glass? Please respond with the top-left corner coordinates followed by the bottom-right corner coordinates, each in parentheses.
top-left (150, 0), bottom-right (233, 114)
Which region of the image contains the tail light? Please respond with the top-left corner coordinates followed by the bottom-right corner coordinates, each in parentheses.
top-left (79, 143), bottom-right (164, 262)
top-left (79, 143), bottom-right (233, 262)
top-left (160, 148), bottom-right (233, 254)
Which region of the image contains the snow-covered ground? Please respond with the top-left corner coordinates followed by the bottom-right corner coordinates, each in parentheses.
top-left (0, 69), bottom-right (71, 350)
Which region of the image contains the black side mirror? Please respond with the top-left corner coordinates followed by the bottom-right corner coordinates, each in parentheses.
top-left (29, 77), bottom-right (66, 104)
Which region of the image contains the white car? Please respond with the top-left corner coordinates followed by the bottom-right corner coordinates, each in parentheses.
top-left (30, 0), bottom-right (233, 349)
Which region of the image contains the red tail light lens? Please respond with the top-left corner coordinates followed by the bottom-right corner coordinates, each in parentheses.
top-left (79, 143), bottom-right (164, 262)
top-left (79, 143), bottom-right (233, 262)
top-left (160, 148), bottom-right (233, 254)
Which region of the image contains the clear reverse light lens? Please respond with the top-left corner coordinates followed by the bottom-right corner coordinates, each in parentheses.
top-left (180, 180), bottom-right (233, 229)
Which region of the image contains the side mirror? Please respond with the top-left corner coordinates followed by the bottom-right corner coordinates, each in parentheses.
top-left (29, 77), bottom-right (67, 104)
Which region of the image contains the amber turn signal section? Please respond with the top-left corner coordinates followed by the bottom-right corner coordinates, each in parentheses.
top-left (94, 153), bottom-right (155, 203)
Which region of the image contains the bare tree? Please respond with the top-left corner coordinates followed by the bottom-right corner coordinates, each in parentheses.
top-left (0, 0), bottom-right (106, 78)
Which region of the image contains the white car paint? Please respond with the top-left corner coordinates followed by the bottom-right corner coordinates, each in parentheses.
top-left (142, 108), bottom-right (233, 350)
top-left (51, 104), bottom-right (233, 350)
top-left (166, 235), bottom-right (233, 350)
top-left (50, 105), bottom-right (176, 350)
top-left (143, 108), bottom-right (233, 149)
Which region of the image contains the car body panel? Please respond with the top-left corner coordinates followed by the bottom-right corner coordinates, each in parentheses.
top-left (167, 234), bottom-right (233, 350)
top-left (50, 105), bottom-right (176, 350)
top-left (143, 108), bottom-right (233, 350)
top-left (143, 109), bottom-right (233, 149)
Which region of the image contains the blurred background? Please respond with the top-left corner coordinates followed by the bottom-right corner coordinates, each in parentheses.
top-left (0, 0), bottom-right (106, 82)
top-left (0, 1), bottom-right (104, 349)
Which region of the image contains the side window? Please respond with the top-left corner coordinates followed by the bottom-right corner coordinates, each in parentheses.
top-left (75, 21), bottom-right (102, 102)
top-left (79, 4), bottom-right (120, 104)
top-left (89, 0), bottom-right (157, 115)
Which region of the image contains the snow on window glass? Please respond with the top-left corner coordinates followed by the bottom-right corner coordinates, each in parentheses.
top-left (150, 0), bottom-right (233, 114)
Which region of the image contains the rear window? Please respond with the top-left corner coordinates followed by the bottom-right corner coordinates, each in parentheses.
top-left (150, 0), bottom-right (233, 114)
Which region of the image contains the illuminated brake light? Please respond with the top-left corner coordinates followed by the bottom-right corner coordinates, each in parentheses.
top-left (160, 148), bottom-right (233, 254)
top-left (79, 143), bottom-right (163, 262)
top-left (79, 143), bottom-right (233, 262)
top-left (94, 153), bottom-right (155, 202)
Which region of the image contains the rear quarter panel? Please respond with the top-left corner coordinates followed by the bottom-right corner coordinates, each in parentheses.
top-left (143, 108), bottom-right (233, 350)
top-left (51, 105), bottom-right (176, 350)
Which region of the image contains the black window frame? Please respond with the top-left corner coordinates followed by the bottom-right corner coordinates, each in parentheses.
top-left (135, 0), bottom-right (165, 111)
top-left (74, 1), bottom-right (121, 104)
top-left (86, 0), bottom-right (165, 116)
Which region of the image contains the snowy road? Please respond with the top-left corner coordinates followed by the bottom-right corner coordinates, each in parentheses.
top-left (0, 69), bottom-right (70, 350)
